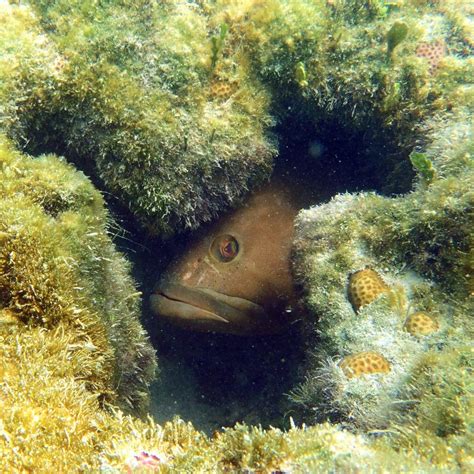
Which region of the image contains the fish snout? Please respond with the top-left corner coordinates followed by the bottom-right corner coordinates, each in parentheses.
top-left (150, 281), bottom-right (229, 323)
top-left (150, 281), bottom-right (280, 335)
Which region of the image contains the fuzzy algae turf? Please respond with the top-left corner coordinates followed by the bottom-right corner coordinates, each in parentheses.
top-left (0, 0), bottom-right (473, 472)
top-left (208, 0), bottom-right (474, 194)
top-left (5, 0), bottom-right (473, 234)
top-left (0, 135), bottom-right (157, 413)
top-left (1, 0), bottom-right (276, 236)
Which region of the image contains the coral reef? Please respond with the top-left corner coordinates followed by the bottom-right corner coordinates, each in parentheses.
top-left (4, 0), bottom-right (473, 235)
top-left (0, 0), bottom-right (472, 471)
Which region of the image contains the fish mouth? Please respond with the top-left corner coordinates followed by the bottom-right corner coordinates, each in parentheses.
top-left (150, 282), bottom-right (273, 335)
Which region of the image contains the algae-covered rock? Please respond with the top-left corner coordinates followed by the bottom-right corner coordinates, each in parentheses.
top-left (2, 1), bottom-right (472, 234)
top-left (0, 129), bottom-right (452, 469)
top-left (0, 0), bottom-right (275, 236)
top-left (290, 110), bottom-right (473, 455)
top-left (0, 134), bottom-right (156, 413)
top-left (210, 0), bottom-right (474, 194)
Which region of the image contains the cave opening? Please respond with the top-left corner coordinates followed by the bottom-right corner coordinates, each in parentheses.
top-left (131, 110), bottom-right (417, 434)
top-left (13, 73), bottom-right (418, 434)
top-left (134, 212), bottom-right (307, 434)
top-left (14, 92), bottom-right (418, 432)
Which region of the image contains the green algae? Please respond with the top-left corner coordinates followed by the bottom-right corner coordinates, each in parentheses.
top-left (210, 22), bottom-right (229, 70)
top-left (387, 20), bottom-right (409, 56)
top-left (294, 61), bottom-right (309, 88)
top-left (410, 151), bottom-right (436, 184)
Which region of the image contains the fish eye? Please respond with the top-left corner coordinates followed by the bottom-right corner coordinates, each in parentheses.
top-left (210, 234), bottom-right (239, 263)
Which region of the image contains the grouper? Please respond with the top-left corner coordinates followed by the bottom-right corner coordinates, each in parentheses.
top-left (150, 179), bottom-right (308, 336)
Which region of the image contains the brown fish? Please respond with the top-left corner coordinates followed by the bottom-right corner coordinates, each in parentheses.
top-left (150, 180), bottom-right (304, 335)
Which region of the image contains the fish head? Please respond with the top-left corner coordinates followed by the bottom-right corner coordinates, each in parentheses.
top-left (150, 183), bottom-right (298, 335)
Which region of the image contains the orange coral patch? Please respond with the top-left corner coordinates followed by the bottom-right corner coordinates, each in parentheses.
top-left (210, 80), bottom-right (238, 100)
top-left (348, 268), bottom-right (389, 312)
top-left (416, 39), bottom-right (446, 74)
top-left (404, 311), bottom-right (439, 336)
top-left (339, 351), bottom-right (391, 378)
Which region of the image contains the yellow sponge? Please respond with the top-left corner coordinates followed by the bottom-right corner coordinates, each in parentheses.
top-left (339, 351), bottom-right (391, 378)
top-left (348, 268), bottom-right (389, 312)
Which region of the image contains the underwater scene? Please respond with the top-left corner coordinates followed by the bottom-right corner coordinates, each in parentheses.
top-left (0, 0), bottom-right (473, 472)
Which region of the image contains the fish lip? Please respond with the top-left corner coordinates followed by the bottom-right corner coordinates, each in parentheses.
top-left (151, 290), bottom-right (230, 324)
top-left (150, 281), bottom-right (271, 334)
